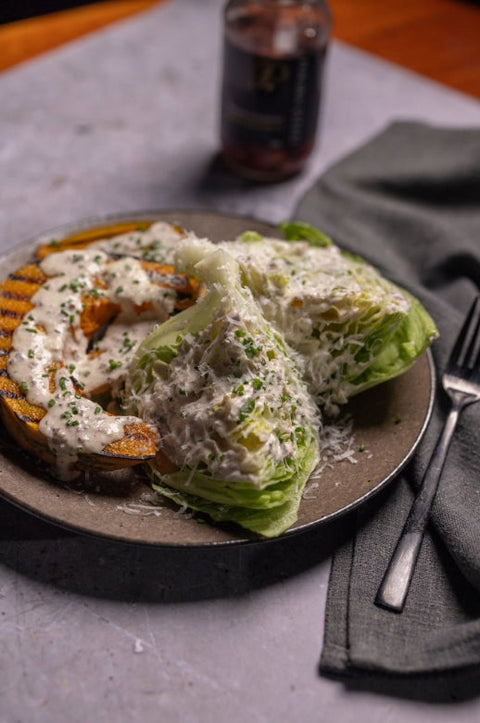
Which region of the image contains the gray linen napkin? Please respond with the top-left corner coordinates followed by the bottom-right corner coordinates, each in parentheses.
top-left (295, 121), bottom-right (480, 698)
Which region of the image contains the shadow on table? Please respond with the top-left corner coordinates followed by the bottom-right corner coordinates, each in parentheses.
top-left (151, 149), bottom-right (302, 218)
top-left (0, 496), bottom-right (349, 603)
top-left (324, 667), bottom-right (480, 705)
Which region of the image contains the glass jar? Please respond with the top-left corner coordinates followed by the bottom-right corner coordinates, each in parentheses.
top-left (220, 0), bottom-right (332, 182)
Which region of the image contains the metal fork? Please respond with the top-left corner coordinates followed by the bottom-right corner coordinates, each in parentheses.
top-left (375, 295), bottom-right (480, 613)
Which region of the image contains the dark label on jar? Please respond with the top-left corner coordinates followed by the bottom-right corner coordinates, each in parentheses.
top-left (221, 38), bottom-right (325, 151)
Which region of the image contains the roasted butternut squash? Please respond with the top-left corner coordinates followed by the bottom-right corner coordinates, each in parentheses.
top-left (0, 238), bottom-right (199, 478)
top-left (34, 221), bottom-right (185, 260)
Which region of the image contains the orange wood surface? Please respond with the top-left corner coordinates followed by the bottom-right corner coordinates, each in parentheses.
top-left (1, 0), bottom-right (480, 99)
top-left (330, 0), bottom-right (480, 99)
top-left (0, 1), bottom-right (163, 72)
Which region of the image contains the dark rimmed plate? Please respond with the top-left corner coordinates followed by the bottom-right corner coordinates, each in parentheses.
top-left (0, 211), bottom-right (436, 546)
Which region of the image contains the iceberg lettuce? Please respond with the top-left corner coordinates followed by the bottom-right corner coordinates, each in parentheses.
top-left (126, 246), bottom-right (321, 537)
top-left (213, 223), bottom-right (438, 413)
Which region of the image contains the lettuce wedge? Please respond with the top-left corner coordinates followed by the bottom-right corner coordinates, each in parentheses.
top-left (212, 223), bottom-right (438, 412)
top-left (126, 245), bottom-right (321, 537)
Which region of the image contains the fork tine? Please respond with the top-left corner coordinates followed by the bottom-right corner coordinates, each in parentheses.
top-left (472, 315), bottom-right (480, 371)
top-left (472, 319), bottom-right (480, 375)
top-left (464, 297), bottom-right (480, 369)
top-left (450, 295), bottom-right (480, 369)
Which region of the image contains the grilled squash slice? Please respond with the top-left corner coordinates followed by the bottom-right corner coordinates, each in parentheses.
top-left (34, 220), bottom-right (185, 260)
top-left (0, 234), bottom-right (199, 478)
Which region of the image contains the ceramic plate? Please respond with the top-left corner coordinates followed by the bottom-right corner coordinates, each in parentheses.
top-left (0, 211), bottom-right (435, 546)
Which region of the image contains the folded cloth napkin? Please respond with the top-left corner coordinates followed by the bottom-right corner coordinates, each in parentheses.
top-left (295, 121), bottom-right (480, 699)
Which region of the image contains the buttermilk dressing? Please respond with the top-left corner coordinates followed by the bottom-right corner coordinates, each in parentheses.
top-left (75, 221), bottom-right (191, 265)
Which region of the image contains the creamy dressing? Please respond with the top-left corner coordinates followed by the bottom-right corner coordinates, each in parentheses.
top-left (38, 371), bottom-right (137, 480)
top-left (8, 235), bottom-right (189, 478)
top-left (218, 237), bottom-right (409, 313)
top-left (83, 221), bottom-right (193, 265)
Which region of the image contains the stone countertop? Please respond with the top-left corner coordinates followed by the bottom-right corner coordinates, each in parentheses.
top-left (1, 1), bottom-right (480, 720)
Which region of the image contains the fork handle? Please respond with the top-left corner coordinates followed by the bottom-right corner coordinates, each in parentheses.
top-left (375, 402), bottom-right (461, 612)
